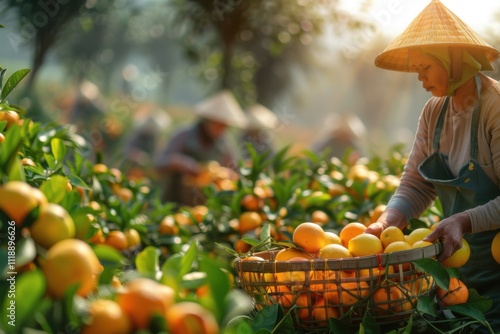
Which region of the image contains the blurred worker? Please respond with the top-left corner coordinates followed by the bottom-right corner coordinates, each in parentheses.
top-left (239, 103), bottom-right (279, 161)
top-left (153, 90), bottom-right (247, 206)
top-left (310, 113), bottom-right (366, 163)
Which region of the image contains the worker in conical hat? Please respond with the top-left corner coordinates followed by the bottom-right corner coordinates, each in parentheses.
top-left (239, 103), bottom-right (279, 160)
top-left (154, 90), bottom-right (247, 206)
top-left (366, 1), bottom-right (500, 331)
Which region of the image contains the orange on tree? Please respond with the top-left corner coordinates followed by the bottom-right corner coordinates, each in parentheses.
top-left (42, 238), bottom-right (103, 299)
top-left (93, 163), bottom-right (109, 174)
top-left (165, 301), bottom-right (219, 334)
top-left (190, 205), bottom-right (208, 223)
top-left (492, 231), bottom-right (500, 264)
top-left (117, 277), bottom-right (175, 330)
top-left (87, 225), bottom-right (105, 244)
top-left (379, 226), bottom-right (406, 249)
top-left (158, 216), bottom-right (180, 235)
top-left (105, 230), bottom-right (128, 251)
top-left (311, 210), bottom-right (329, 225)
top-left (292, 222), bottom-right (326, 254)
top-left (241, 194), bottom-right (263, 211)
top-left (0, 110), bottom-right (20, 128)
top-left (370, 204), bottom-right (387, 224)
top-left (237, 211), bottom-right (263, 234)
top-left (348, 233), bottom-right (383, 257)
top-left (81, 299), bottom-right (131, 334)
top-left (234, 239), bottom-right (252, 253)
top-left (441, 238), bottom-right (470, 268)
top-left (0, 181), bottom-right (48, 226)
top-left (29, 203), bottom-right (75, 249)
top-left (436, 277), bottom-right (469, 307)
top-left (339, 222), bottom-right (367, 248)
top-left (124, 228), bottom-right (141, 248)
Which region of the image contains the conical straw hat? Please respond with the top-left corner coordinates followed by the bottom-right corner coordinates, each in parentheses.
top-left (194, 90), bottom-right (248, 128)
top-left (375, 0), bottom-right (499, 72)
top-left (245, 104), bottom-right (279, 129)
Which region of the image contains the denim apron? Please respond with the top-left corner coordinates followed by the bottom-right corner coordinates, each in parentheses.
top-left (418, 76), bottom-right (500, 332)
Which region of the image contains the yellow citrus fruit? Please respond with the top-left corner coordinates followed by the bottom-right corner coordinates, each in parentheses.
top-left (436, 277), bottom-right (469, 307)
top-left (383, 241), bottom-right (412, 253)
top-left (165, 301), bottom-right (219, 334)
top-left (348, 233), bottom-right (383, 257)
top-left (238, 211), bottom-right (263, 234)
top-left (370, 204), bottom-right (387, 224)
top-left (339, 222), bottom-right (367, 247)
top-left (117, 278), bottom-right (175, 330)
top-left (81, 299), bottom-right (131, 334)
top-left (380, 226), bottom-right (406, 249)
top-left (441, 238), bottom-right (470, 268)
top-left (292, 222), bottom-right (326, 254)
top-left (412, 240), bottom-right (433, 248)
top-left (276, 257), bottom-right (311, 285)
top-left (72, 212), bottom-right (95, 240)
top-left (0, 110), bottom-right (20, 128)
top-left (406, 228), bottom-right (432, 246)
top-left (29, 203), bottom-right (75, 249)
top-left (191, 205), bottom-right (208, 223)
top-left (0, 181), bottom-right (47, 226)
top-left (324, 231), bottom-right (342, 245)
top-left (492, 232), bottom-right (500, 264)
top-left (42, 239), bottom-right (102, 299)
top-left (318, 243), bottom-right (351, 259)
top-left (124, 229), bottom-right (141, 248)
top-left (105, 230), bottom-right (128, 251)
top-left (240, 256), bottom-right (267, 283)
top-left (93, 163), bottom-right (108, 174)
top-left (115, 187), bottom-right (133, 202)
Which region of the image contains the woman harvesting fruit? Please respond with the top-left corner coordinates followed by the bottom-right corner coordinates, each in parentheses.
top-left (365, 1), bottom-right (500, 331)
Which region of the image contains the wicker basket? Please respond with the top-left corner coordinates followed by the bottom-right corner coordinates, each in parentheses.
top-left (234, 243), bottom-right (441, 330)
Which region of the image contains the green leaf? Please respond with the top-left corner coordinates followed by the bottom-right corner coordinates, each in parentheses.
top-left (448, 303), bottom-right (487, 324)
top-left (466, 289), bottom-right (493, 314)
top-left (251, 304), bottom-right (279, 332)
top-left (179, 241), bottom-right (198, 278)
top-left (259, 222), bottom-right (270, 241)
top-left (2, 269), bottom-right (45, 330)
top-left (0, 69), bottom-right (6, 91)
top-left (360, 312), bottom-right (381, 334)
top-left (1, 125), bottom-right (22, 173)
top-left (135, 246), bottom-right (160, 278)
top-left (200, 258), bottom-right (231, 321)
top-left (93, 244), bottom-right (126, 269)
top-left (40, 175), bottom-right (69, 204)
top-left (417, 295), bottom-right (437, 317)
top-left (1, 69), bottom-right (30, 102)
top-left (413, 258), bottom-right (450, 290)
top-left (50, 138), bottom-right (66, 164)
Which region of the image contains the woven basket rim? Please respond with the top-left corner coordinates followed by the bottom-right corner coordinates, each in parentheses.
top-left (234, 243), bottom-right (441, 273)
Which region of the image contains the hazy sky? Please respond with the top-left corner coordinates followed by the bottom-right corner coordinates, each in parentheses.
top-left (340, 0), bottom-right (500, 37)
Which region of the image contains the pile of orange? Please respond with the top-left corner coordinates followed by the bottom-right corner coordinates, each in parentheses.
top-left (237, 221), bottom-right (470, 327)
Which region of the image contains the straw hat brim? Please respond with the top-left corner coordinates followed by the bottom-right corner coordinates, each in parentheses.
top-left (245, 104), bottom-right (279, 130)
top-left (194, 90), bottom-right (248, 128)
top-left (375, 0), bottom-right (500, 72)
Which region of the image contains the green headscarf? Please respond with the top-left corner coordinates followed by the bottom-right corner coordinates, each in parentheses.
top-left (416, 47), bottom-right (488, 96)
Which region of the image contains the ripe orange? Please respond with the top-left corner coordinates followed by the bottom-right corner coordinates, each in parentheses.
top-left (276, 257), bottom-right (311, 286)
top-left (115, 187), bottom-right (133, 202)
top-left (238, 211), bottom-right (263, 234)
top-left (0, 181), bottom-right (47, 226)
top-left (81, 299), bottom-right (131, 334)
top-left (93, 163), bottom-right (109, 174)
top-left (441, 238), bottom-right (470, 268)
top-left (492, 232), bottom-right (500, 264)
top-left (117, 278), bottom-right (175, 329)
top-left (406, 228), bottom-right (432, 246)
top-left (191, 205), bottom-right (208, 223)
top-left (124, 229), bottom-right (141, 248)
top-left (370, 204), bottom-right (387, 224)
top-left (348, 233), bottom-right (383, 257)
top-left (339, 222), bottom-right (367, 247)
top-left (292, 222), bottom-right (326, 253)
top-left (240, 256), bottom-right (267, 283)
top-left (42, 239), bottom-right (102, 299)
top-left (324, 231), bottom-right (342, 245)
top-left (275, 248), bottom-right (311, 262)
top-left (0, 110), bottom-right (20, 128)
top-left (241, 194), bottom-right (263, 211)
top-left (166, 301), bottom-right (219, 334)
top-left (372, 285), bottom-right (404, 313)
top-left (311, 297), bottom-right (339, 326)
top-left (318, 243), bottom-right (351, 259)
top-left (436, 277), bottom-right (469, 307)
top-left (158, 216), bottom-right (180, 235)
top-left (380, 226), bottom-right (405, 249)
top-left (105, 230), bottom-right (128, 251)
top-left (311, 210), bottom-right (329, 225)
top-left (324, 281), bottom-right (369, 306)
top-left (29, 203), bottom-right (75, 249)
top-left (87, 225), bottom-right (105, 244)
top-left (234, 239), bottom-right (252, 253)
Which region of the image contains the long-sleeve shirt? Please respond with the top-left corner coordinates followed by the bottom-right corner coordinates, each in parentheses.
top-left (387, 74), bottom-right (500, 233)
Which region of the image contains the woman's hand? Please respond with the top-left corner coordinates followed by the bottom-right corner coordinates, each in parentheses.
top-left (423, 211), bottom-right (471, 261)
top-left (364, 207), bottom-right (408, 237)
